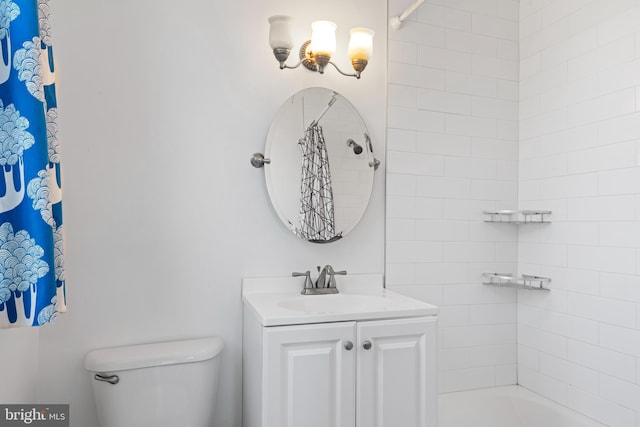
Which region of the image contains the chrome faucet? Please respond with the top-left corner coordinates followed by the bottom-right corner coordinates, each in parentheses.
top-left (316, 265), bottom-right (347, 289)
top-left (292, 265), bottom-right (347, 295)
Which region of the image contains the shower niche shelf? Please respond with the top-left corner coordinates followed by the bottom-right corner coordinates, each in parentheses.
top-left (482, 273), bottom-right (551, 291)
top-left (483, 210), bottom-right (551, 224)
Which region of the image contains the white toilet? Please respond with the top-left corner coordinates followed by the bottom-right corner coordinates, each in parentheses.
top-left (84, 336), bottom-right (224, 427)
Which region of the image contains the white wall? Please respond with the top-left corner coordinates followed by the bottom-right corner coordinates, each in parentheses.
top-left (386, 0), bottom-right (520, 393)
top-left (0, 328), bottom-right (39, 403)
top-left (32, 1), bottom-right (387, 426)
top-left (517, 1), bottom-right (640, 426)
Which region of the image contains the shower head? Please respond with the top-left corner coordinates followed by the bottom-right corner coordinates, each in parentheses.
top-left (347, 139), bottom-right (363, 155)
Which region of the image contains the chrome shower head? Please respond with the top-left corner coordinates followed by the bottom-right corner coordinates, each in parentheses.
top-left (347, 139), bottom-right (363, 155)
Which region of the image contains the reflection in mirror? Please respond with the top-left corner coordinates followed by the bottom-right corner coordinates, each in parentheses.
top-left (265, 87), bottom-right (377, 243)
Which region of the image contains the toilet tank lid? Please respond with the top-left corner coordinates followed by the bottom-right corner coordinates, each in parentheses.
top-left (84, 337), bottom-right (224, 373)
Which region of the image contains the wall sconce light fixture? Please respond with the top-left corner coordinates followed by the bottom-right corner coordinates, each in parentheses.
top-left (268, 15), bottom-right (374, 79)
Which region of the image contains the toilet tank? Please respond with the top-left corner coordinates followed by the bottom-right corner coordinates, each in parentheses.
top-left (85, 337), bottom-right (224, 427)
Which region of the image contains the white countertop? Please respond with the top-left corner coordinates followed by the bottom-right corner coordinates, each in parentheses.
top-left (242, 274), bottom-right (439, 326)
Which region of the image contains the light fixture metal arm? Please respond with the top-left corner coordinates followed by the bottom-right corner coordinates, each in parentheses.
top-left (273, 42), bottom-right (367, 79)
top-left (280, 59), bottom-right (305, 70)
top-left (326, 61), bottom-right (361, 79)
top-left (279, 57), bottom-right (362, 79)
top-left (272, 48), bottom-right (305, 70)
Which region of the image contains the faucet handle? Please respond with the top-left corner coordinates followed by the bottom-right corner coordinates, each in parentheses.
top-left (292, 271), bottom-right (314, 292)
top-left (292, 271), bottom-right (310, 277)
top-left (327, 269), bottom-right (347, 288)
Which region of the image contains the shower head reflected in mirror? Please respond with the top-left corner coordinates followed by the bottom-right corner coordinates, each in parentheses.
top-left (347, 139), bottom-right (363, 155)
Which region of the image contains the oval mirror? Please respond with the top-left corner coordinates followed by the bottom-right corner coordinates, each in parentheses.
top-left (264, 87), bottom-right (377, 243)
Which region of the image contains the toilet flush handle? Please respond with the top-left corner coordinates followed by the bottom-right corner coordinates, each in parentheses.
top-left (94, 373), bottom-right (119, 385)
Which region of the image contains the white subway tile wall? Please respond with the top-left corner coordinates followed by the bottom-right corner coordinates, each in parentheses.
top-left (387, 0), bottom-right (520, 394)
top-left (518, 1), bottom-right (640, 426)
top-left (388, 0), bottom-right (640, 425)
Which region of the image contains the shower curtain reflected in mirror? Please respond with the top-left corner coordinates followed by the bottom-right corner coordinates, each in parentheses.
top-left (296, 123), bottom-right (339, 243)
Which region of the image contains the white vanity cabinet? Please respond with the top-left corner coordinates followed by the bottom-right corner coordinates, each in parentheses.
top-left (242, 274), bottom-right (440, 427)
top-left (262, 321), bottom-right (356, 427)
top-left (357, 316), bottom-right (438, 427)
top-left (243, 314), bottom-right (438, 427)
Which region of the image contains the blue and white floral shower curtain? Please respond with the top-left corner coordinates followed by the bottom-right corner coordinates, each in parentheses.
top-left (0, 0), bottom-right (65, 328)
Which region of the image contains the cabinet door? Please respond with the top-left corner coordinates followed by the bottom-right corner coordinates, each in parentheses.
top-left (356, 316), bottom-right (438, 427)
top-left (264, 322), bottom-right (356, 427)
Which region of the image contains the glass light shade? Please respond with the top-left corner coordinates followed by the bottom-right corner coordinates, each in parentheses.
top-left (268, 15), bottom-right (294, 49)
top-left (310, 20), bottom-right (337, 57)
top-left (348, 28), bottom-right (374, 61)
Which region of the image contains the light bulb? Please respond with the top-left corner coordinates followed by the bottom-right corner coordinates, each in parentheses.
top-left (310, 20), bottom-right (337, 58)
top-left (348, 27), bottom-right (374, 62)
top-left (268, 15), bottom-right (293, 50)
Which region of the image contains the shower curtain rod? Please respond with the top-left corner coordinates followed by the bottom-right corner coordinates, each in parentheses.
top-left (390, 0), bottom-right (425, 30)
top-left (309, 93), bottom-right (337, 127)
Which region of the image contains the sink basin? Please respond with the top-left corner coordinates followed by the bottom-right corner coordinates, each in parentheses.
top-left (277, 294), bottom-right (392, 314)
top-left (242, 274), bottom-right (439, 326)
